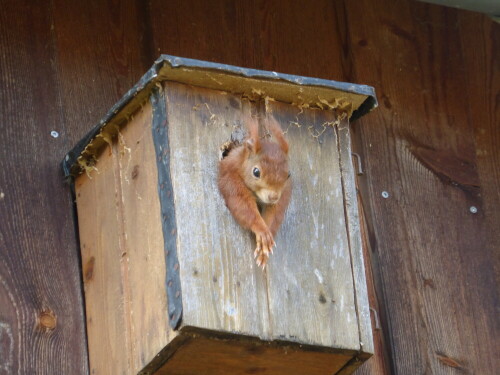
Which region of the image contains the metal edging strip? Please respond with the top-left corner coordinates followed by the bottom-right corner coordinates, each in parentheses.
top-left (151, 86), bottom-right (182, 330)
top-left (62, 55), bottom-right (377, 178)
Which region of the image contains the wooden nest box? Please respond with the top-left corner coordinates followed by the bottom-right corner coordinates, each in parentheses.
top-left (63, 56), bottom-right (378, 375)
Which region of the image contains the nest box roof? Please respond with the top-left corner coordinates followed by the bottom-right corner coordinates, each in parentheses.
top-left (63, 55), bottom-right (377, 178)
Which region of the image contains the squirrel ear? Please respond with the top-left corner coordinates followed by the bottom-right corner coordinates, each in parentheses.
top-left (245, 137), bottom-right (261, 154)
top-left (244, 113), bottom-right (261, 153)
top-left (245, 138), bottom-right (255, 151)
top-left (267, 116), bottom-right (289, 154)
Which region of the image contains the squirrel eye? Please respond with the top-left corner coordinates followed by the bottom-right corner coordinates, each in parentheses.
top-left (253, 167), bottom-right (261, 178)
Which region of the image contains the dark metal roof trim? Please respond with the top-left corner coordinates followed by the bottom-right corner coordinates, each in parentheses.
top-left (164, 55), bottom-right (376, 98)
top-left (151, 87), bottom-right (183, 330)
top-left (62, 55), bottom-right (377, 178)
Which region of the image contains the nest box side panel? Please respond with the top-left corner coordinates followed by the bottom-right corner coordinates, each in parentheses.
top-left (337, 119), bottom-right (374, 356)
top-left (265, 101), bottom-right (360, 350)
top-left (75, 143), bottom-right (130, 375)
top-left (116, 102), bottom-right (177, 370)
top-left (76, 103), bottom-right (176, 374)
top-left (164, 81), bottom-right (270, 338)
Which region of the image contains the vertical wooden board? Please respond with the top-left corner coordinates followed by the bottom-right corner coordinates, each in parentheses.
top-left (349, 120), bottom-right (393, 375)
top-left (165, 82), bottom-right (270, 338)
top-left (342, 0), bottom-right (499, 373)
top-left (51, 0), bottom-right (149, 144)
top-left (75, 145), bottom-right (129, 375)
top-left (116, 102), bottom-right (176, 372)
top-left (460, 16), bottom-right (500, 214)
top-left (460, 13), bottom-right (500, 222)
top-left (337, 119), bottom-right (373, 355)
top-left (266, 102), bottom-right (359, 350)
top-left (148, 0), bottom-right (346, 79)
top-left (458, 17), bottom-right (500, 371)
top-left (0, 1), bottom-right (88, 374)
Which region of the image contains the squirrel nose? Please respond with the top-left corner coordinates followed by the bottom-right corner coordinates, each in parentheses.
top-left (268, 192), bottom-right (280, 203)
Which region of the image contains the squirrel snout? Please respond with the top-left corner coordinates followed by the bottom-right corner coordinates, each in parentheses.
top-left (268, 192), bottom-right (280, 203)
top-left (265, 191), bottom-right (281, 205)
top-left (256, 189), bottom-right (282, 205)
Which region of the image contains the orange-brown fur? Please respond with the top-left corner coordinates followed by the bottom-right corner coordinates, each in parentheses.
top-left (218, 113), bottom-right (291, 268)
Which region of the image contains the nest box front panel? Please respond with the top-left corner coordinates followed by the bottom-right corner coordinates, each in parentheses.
top-left (165, 82), bottom-right (270, 338)
top-left (164, 81), bottom-right (360, 351)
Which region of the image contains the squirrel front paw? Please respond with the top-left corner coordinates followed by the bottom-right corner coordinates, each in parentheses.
top-left (253, 227), bottom-right (275, 269)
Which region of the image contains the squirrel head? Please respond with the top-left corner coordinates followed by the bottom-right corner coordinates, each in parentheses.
top-left (242, 115), bottom-right (290, 204)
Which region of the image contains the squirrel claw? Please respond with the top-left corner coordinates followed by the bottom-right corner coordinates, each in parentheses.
top-left (254, 247), bottom-right (269, 269)
top-left (253, 227), bottom-right (274, 269)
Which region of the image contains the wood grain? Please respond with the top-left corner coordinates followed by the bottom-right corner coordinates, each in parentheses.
top-left (76, 103), bottom-right (179, 374)
top-left (76, 145), bottom-right (130, 375)
top-left (459, 10), bottom-right (500, 280)
top-left (1, 0), bottom-right (498, 374)
top-left (156, 334), bottom-right (354, 375)
top-left (352, 190), bottom-right (393, 375)
top-left (0, 0), bottom-right (88, 373)
top-left (148, 0), bottom-right (346, 79)
top-left (165, 82), bottom-right (364, 354)
top-left (165, 82), bottom-right (269, 339)
top-left (266, 101), bottom-right (360, 350)
top-left (116, 102), bottom-right (176, 371)
top-left (51, 0), bottom-right (149, 145)
top-left (336, 117), bottom-right (373, 356)
top-left (342, 0), bottom-right (500, 373)
top-left (348, 114), bottom-right (393, 375)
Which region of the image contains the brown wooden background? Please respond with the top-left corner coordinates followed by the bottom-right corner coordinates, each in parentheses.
top-left (0, 0), bottom-right (498, 374)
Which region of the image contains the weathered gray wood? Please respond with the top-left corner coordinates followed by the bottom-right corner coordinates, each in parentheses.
top-left (165, 81), bottom-right (363, 351)
top-left (166, 81), bottom-right (270, 339)
top-left (266, 101), bottom-right (360, 350)
top-left (337, 117), bottom-right (374, 354)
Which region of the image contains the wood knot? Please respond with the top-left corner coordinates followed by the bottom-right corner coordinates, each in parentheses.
top-left (229, 97), bottom-right (241, 109)
top-left (246, 367), bottom-right (266, 374)
top-left (245, 345), bottom-right (265, 355)
top-left (381, 94), bottom-right (392, 109)
top-left (84, 256), bottom-right (95, 282)
top-left (423, 277), bottom-right (436, 289)
top-left (436, 353), bottom-right (465, 370)
top-left (318, 292), bottom-right (327, 304)
top-left (38, 310), bottom-right (57, 331)
top-left (131, 165), bottom-right (140, 180)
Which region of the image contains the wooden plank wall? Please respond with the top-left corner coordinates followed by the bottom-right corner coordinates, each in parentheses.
top-left (0, 0), bottom-right (497, 374)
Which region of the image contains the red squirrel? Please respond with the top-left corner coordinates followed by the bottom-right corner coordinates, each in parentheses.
top-left (218, 111), bottom-right (291, 268)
